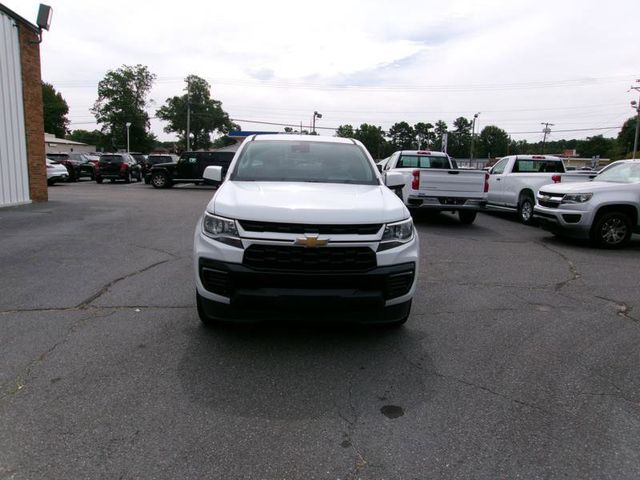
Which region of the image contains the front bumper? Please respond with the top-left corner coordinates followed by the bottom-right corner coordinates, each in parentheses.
top-left (193, 224), bottom-right (419, 322)
top-left (533, 204), bottom-right (594, 238)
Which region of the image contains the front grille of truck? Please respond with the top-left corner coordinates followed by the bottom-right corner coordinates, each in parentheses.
top-left (538, 191), bottom-right (561, 209)
top-left (239, 220), bottom-right (382, 235)
top-left (242, 245), bottom-right (377, 272)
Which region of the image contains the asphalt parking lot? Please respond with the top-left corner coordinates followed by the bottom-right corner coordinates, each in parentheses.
top-left (1, 181), bottom-right (640, 479)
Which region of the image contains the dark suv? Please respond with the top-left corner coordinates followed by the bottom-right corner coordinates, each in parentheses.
top-left (95, 153), bottom-right (143, 183)
top-left (149, 151), bottom-right (235, 189)
top-left (143, 154), bottom-right (179, 184)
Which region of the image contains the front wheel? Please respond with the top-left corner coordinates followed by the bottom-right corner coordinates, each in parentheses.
top-left (590, 212), bottom-right (632, 248)
top-left (458, 211), bottom-right (477, 225)
top-left (151, 172), bottom-right (171, 189)
top-left (518, 193), bottom-right (535, 225)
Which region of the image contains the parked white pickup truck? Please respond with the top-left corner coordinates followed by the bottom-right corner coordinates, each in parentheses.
top-left (486, 155), bottom-right (597, 224)
top-left (381, 150), bottom-right (488, 224)
top-left (534, 160), bottom-right (640, 248)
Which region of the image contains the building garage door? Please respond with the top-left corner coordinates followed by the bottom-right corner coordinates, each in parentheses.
top-left (0, 11), bottom-right (30, 207)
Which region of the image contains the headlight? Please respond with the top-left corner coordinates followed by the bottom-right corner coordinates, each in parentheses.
top-left (562, 193), bottom-right (592, 203)
top-left (379, 218), bottom-right (414, 251)
top-left (202, 213), bottom-right (242, 248)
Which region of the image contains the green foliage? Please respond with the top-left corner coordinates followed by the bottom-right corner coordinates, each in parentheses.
top-left (156, 75), bottom-right (235, 151)
top-left (42, 82), bottom-right (69, 138)
top-left (388, 121), bottom-right (415, 149)
top-left (447, 117), bottom-right (472, 157)
top-left (617, 116), bottom-right (638, 158)
top-left (335, 124), bottom-right (355, 138)
top-left (91, 64), bottom-right (156, 152)
top-left (354, 123), bottom-right (387, 159)
top-left (477, 125), bottom-right (510, 158)
top-left (579, 135), bottom-right (616, 159)
top-left (414, 122), bottom-right (434, 149)
top-left (67, 129), bottom-right (104, 148)
top-left (434, 120), bottom-right (448, 151)
top-left (211, 136), bottom-right (237, 149)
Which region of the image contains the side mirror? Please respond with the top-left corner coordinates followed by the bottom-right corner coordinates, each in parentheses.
top-left (203, 165), bottom-right (223, 182)
top-left (384, 171), bottom-right (405, 189)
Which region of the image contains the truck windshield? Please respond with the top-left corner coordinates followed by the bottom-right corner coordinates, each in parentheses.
top-left (231, 141), bottom-right (378, 185)
top-left (397, 155), bottom-right (449, 169)
top-left (596, 162), bottom-right (640, 183)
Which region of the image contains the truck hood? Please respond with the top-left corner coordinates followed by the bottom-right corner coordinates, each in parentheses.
top-left (208, 181), bottom-right (408, 224)
top-left (539, 181), bottom-right (621, 194)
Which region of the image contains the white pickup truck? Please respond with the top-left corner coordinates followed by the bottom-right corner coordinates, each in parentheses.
top-left (486, 155), bottom-right (597, 224)
top-left (381, 150), bottom-right (488, 224)
top-left (534, 160), bottom-right (640, 248)
top-left (193, 135), bottom-right (419, 326)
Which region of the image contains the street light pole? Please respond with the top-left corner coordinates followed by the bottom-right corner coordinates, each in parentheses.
top-left (126, 122), bottom-right (131, 152)
top-left (186, 78), bottom-right (191, 151)
top-left (312, 111), bottom-right (322, 134)
top-left (631, 80), bottom-right (640, 160)
top-left (469, 112), bottom-right (480, 161)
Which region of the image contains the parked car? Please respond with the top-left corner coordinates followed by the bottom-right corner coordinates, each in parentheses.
top-left (143, 154), bottom-right (179, 184)
top-left (381, 150), bottom-right (488, 224)
top-left (149, 150), bottom-right (235, 188)
top-left (534, 160), bottom-right (640, 248)
top-left (46, 158), bottom-right (69, 185)
top-left (68, 153), bottom-right (97, 180)
top-left (95, 153), bottom-right (142, 183)
top-left (486, 155), bottom-right (597, 224)
top-left (194, 134), bottom-right (418, 326)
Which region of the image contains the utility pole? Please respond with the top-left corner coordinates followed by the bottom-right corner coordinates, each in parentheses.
top-left (469, 112), bottom-right (480, 160)
top-left (125, 122), bottom-right (131, 152)
top-left (186, 77), bottom-right (191, 151)
top-left (631, 80), bottom-right (640, 160)
top-left (541, 122), bottom-right (554, 153)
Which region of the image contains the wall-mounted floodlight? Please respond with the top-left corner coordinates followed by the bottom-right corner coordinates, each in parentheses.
top-left (37, 4), bottom-right (53, 31)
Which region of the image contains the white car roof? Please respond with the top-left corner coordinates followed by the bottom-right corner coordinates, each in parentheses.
top-left (251, 134), bottom-right (355, 144)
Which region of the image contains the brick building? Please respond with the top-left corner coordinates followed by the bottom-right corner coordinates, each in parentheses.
top-left (0, 4), bottom-right (47, 207)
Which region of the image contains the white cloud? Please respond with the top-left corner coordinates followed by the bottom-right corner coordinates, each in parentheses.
top-left (9, 0), bottom-right (640, 145)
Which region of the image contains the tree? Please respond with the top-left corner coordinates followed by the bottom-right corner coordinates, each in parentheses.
top-left (414, 122), bottom-right (434, 149)
top-left (335, 124), bottom-right (355, 138)
top-left (477, 125), bottom-right (510, 158)
top-left (67, 129), bottom-right (105, 149)
top-left (579, 135), bottom-right (616, 159)
top-left (434, 120), bottom-right (448, 151)
top-left (156, 75), bottom-right (234, 151)
top-left (42, 82), bottom-right (69, 138)
top-left (354, 123), bottom-right (387, 159)
top-left (448, 117), bottom-right (472, 157)
top-left (92, 64), bottom-right (156, 152)
top-left (617, 116), bottom-right (638, 158)
top-left (388, 121), bottom-right (415, 149)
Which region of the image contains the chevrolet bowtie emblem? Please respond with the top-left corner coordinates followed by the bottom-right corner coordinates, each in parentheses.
top-left (295, 235), bottom-right (328, 248)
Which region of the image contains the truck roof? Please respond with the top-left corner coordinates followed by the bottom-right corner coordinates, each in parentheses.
top-left (398, 150), bottom-right (448, 156)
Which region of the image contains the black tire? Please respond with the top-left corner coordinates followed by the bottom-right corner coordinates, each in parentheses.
top-left (590, 211), bottom-right (632, 248)
top-left (47, 179), bottom-right (54, 186)
top-left (96, 177), bottom-right (103, 184)
top-left (518, 193), bottom-right (535, 225)
top-left (151, 172), bottom-right (171, 189)
top-left (458, 211), bottom-right (477, 225)
top-left (196, 292), bottom-right (220, 327)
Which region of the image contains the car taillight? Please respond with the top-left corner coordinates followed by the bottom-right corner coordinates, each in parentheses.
top-left (552, 175), bottom-right (561, 183)
top-left (120, 163), bottom-right (128, 172)
top-left (412, 170), bottom-right (420, 190)
top-left (484, 172), bottom-right (489, 192)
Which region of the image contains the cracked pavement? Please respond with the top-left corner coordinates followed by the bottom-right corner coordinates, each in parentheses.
top-left (1, 183), bottom-right (640, 479)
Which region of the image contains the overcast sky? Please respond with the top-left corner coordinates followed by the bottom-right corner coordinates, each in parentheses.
top-left (10, 0), bottom-right (640, 143)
